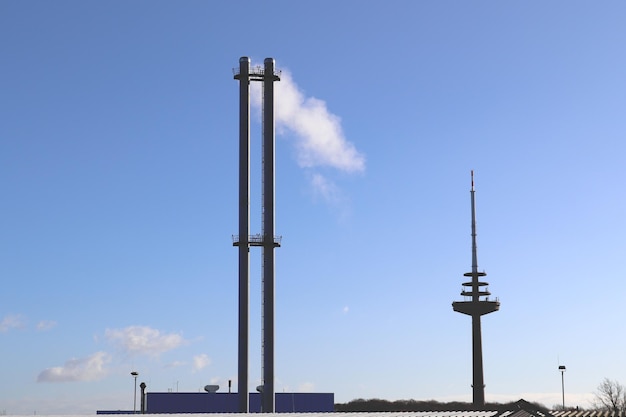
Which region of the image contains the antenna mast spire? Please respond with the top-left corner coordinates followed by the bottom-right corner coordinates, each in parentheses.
top-left (470, 170), bottom-right (478, 287)
top-left (452, 171), bottom-right (500, 408)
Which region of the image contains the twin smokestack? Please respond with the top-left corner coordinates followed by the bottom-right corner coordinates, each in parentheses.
top-left (233, 57), bottom-right (281, 413)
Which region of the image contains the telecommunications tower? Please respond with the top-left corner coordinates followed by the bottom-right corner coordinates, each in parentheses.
top-left (452, 171), bottom-right (500, 408)
top-left (233, 57), bottom-right (281, 413)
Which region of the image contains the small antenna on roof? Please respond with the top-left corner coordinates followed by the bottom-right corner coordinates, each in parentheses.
top-left (471, 170), bottom-right (474, 191)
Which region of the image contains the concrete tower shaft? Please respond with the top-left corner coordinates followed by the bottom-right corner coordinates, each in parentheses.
top-left (452, 171), bottom-right (500, 408)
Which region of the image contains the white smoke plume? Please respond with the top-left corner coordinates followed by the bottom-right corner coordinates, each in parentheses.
top-left (249, 62), bottom-right (365, 204)
top-left (310, 172), bottom-right (342, 204)
top-left (251, 67), bottom-right (365, 172)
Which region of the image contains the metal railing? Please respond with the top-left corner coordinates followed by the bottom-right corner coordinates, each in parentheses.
top-left (232, 66), bottom-right (281, 78)
top-left (232, 234), bottom-right (282, 247)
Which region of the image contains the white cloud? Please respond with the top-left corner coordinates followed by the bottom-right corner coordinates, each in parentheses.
top-left (250, 65), bottom-right (365, 173)
top-left (298, 382), bottom-right (315, 392)
top-left (0, 314), bottom-right (26, 332)
top-left (36, 320), bottom-right (57, 331)
top-left (105, 325), bottom-right (186, 356)
top-left (37, 351), bottom-right (110, 382)
top-left (192, 353), bottom-right (211, 372)
top-left (164, 360), bottom-right (186, 369)
top-left (343, 306), bottom-right (349, 314)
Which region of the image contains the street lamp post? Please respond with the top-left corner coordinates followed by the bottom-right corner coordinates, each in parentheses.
top-left (131, 371), bottom-right (139, 414)
top-left (559, 365), bottom-right (566, 410)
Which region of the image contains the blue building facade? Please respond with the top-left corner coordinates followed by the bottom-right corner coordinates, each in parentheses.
top-left (145, 392), bottom-right (334, 413)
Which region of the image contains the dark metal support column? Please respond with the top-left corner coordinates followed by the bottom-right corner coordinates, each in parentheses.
top-left (262, 57), bottom-right (276, 413)
top-left (237, 56), bottom-right (250, 413)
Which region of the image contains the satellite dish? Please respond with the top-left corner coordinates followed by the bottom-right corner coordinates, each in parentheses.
top-left (204, 384), bottom-right (219, 393)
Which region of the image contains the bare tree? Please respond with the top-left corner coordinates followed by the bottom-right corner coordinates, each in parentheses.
top-left (594, 378), bottom-right (626, 413)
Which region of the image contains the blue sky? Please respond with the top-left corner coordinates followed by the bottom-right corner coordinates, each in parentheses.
top-left (2, 1), bottom-right (626, 414)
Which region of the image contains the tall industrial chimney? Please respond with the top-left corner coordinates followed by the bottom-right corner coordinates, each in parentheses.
top-left (234, 55), bottom-right (251, 414)
top-left (233, 57), bottom-right (281, 413)
top-left (261, 57), bottom-right (279, 413)
top-left (452, 171), bottom-right (500, 407)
